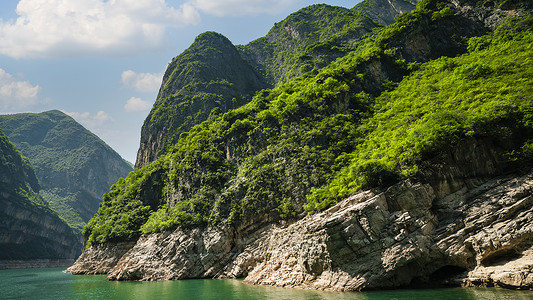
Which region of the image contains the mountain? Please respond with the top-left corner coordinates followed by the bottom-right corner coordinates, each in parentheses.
top-left (70, 0), bottom-right (533, 291)
top-left (0, 129), bottom-right (80, 261)
top-left (0, 110), bottom-right (133, 233)
top-left (136, 0), bottom-right (417, 168)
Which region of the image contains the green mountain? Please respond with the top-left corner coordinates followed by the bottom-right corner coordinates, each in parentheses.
top-left (135, 0), bottom-right (418, 167)
top-left (0, 129), bottom-right (79, 259)
top-left (71, 0), bottom-right (533, 290)
top-left (0, 110), bottom-right (133, 233)
top-left (86, 0), bottom-right (532, 242)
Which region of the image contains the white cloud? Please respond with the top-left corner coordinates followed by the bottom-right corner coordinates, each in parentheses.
top-left (0, 68), bottom-right (42, 111)
top-left (121, 70), bottom-right (162, 92)
top-left (0, 0), bottom-right (200, 59)
top-left (64, 110), bottom-right (113, 129)
top-left (190, 0), bottom-right (299, 16)
top-left (124, 97), bottom-right (152, 112)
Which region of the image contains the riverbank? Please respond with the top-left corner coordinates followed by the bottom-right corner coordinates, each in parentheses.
top-left (0, 259), bottom-right (75, 270)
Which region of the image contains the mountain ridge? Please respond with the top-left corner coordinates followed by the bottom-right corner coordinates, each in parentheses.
top-left (135, 0), bottom-right (416, 168)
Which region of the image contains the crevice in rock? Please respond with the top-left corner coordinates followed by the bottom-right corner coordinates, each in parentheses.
top-left (481, 247), bottom-right (521, 267)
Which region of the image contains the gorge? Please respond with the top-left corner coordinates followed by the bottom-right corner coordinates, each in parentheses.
top-left (29, 0), bottom-right (533, 291)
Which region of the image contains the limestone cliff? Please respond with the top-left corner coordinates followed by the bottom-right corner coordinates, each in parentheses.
top-left (0, 129), bottom-right (80, 261)
top-left (68, 138), bottom-right (533, 290)
top-left (135, 32), bottom-right (269, 168)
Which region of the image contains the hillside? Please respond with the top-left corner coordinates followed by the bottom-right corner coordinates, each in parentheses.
top-left (0, 129), bottom-right (80, 260)
top-left (70, 0), bottom-right (533, 291)
top-left (0, 110), bottom-right (132, 233)
top-left (136, 0), bottom-right (418, 168)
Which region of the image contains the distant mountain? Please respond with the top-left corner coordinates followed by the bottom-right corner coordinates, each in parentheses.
top-left (0, 110), bottom-right (132, 233)
top-left (0, 129), bottom-right (79, 260)
top-left (135, 0), bottom-right (418, 168)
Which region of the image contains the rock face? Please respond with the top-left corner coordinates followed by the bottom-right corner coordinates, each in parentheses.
top-left (68, 174), bottom-right (533, 290)
top-left (0, 110), bottom-right (132, 233)
top-left (353, 0), bottom-right (418, 26)
top-left (0, 129), bottom-right (80, 260)
top-left (66, 242), bottom-right (135, 275)
top-left (69, 136), bottom-right (533, 290)
top-left (244, 175), bottom-right (533, 291)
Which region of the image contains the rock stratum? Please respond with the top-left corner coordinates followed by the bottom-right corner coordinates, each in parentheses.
top-left (68, 138), bottom-right (533, 290)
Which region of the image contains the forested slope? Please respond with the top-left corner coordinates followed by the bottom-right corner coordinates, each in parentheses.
top-left (0, 110), bottom-right (132, 233)
top-left (84, 0), bottom-right (532, 246)
top-left (0, 129), bottom-right (80, 260)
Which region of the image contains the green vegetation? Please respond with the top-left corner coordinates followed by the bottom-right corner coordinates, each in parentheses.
top-left (0, 110), bottom-right (132, 234)
top-left (0, 129), bottom-right (80, 259)
top-left (0, 129), bottom-right (44, 208)
top-left (84, 2), bottom-right (533, 246)
top-left (140, 2), bottom-right (389, 167)
top-left (239, 4), bottom-right (381, 85)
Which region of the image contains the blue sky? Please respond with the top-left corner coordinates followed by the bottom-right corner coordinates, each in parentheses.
top-left (0, 0), bottom-right (359, 163)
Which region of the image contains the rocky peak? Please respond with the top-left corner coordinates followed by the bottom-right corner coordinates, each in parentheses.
top-left (353, 0), bottom-right (419, 26)
top-left (135, 31), bottom-right (269, 168)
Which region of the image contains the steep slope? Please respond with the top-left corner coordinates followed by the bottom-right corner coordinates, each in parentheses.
top-left (136, 32), bottom-right (269, 167)
top-left (70, 0), bottom-right (533, 291)
top-left (136, 0), bottom-right (416, 168)
top-left (354, 0), bottom-right (418, 25)
top-left (0, 110), bottom-right (132, 233)
top-left (0, 129), bottom-right (80, 260)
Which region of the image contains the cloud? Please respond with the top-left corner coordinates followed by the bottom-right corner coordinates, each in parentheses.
top-left (121, 70), bottom-right (162, 93)
top-left (0, 0), bottom-right (200, 59)
top-left (0, 68), bottom-right (42, 111)
top-left (124, 97), bottom-right (152, 112)
top-left (64, 110), bottom-right (113, 129)
top-left (190, 0), bottom-right (299, 16)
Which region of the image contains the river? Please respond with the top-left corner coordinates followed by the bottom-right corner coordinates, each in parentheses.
top-left (1, 267), bottom-right (531, 299)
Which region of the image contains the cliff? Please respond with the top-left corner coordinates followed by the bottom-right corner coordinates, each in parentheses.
top-left (68, 139), bottom-right (533, 290)
top-left (0, 129), bottom-right (80, 261)
top-left (0, 110), bottom-right (133, 234)
top-left (70, 0), bottom-right (533, 291)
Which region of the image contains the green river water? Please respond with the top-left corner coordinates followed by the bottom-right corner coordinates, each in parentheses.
top-left (1, 267), bottom-right (532, 300)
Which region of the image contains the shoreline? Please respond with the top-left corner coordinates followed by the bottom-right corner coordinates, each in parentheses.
top-left (0, 259), bottom-right (75, 270)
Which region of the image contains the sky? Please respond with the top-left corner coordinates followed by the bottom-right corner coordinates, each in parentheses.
top-left (0, 0), bottom-right (360, 164)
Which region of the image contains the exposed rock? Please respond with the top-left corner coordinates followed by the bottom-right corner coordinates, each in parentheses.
top-left (70, 170), bottom-right (533, 290)
top-left (353, 0), bottom-right (418, 26)
top-left (66, 242), bottom-right (135, 275)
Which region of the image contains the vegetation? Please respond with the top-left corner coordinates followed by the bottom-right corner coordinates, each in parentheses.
top-left (140, 2), bottom-right (389, 166)
top-left (84, 2), bottom-right (533, 246)
top-left (0, 129), bottom-right (44, 208)
top-left (0, 110), bottom-right (132, 233)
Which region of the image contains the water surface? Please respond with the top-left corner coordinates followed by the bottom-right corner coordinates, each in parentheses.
top-left (1, 267), bottom-right (532, 299)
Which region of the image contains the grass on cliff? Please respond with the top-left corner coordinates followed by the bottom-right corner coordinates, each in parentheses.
top-left (83, 3), bottom-right (533, 246)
